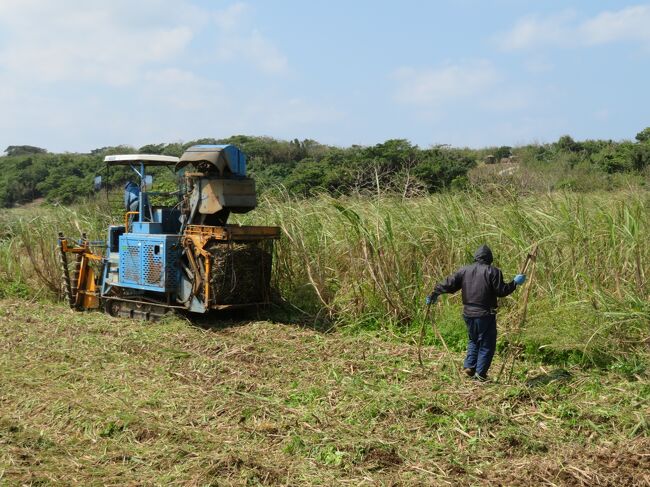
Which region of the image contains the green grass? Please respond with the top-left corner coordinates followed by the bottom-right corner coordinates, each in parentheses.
top-left (0, 189), bottom-right (648, 365)
top-left (243, 189), bottom-right (649, 364)
top-left (0, 300), bottom-right (648, 485)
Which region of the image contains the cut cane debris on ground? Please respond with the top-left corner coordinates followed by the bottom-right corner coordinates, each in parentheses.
top-left (0, 300), bottom-right (647, 486)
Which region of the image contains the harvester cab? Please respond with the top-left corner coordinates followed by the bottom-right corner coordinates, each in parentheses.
top-left (58, 145), bottom-right (280, 320)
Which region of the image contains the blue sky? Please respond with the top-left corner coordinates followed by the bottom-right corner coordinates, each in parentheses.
top-left (0, 1), bottom-right (648, 152)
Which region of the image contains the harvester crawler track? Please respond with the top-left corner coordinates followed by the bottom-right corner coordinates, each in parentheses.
top-left (104, 296), bottom-right (174, 321)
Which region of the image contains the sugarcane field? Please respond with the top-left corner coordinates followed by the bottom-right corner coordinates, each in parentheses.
top-left (1, 2), bottom-right (649, 486)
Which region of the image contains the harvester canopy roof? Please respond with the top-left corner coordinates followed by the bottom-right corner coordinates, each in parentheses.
top-left (103, 154), bottom-right (180, 166)
top-left (176, 144), bottom-right (247, 177)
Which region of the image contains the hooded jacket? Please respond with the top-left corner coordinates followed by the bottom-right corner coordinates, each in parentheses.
top-left (430, 244), bottom-right (517, 317)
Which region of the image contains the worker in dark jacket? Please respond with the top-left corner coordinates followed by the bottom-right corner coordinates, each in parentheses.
top-left (426, 244), bottom-right (526, 381)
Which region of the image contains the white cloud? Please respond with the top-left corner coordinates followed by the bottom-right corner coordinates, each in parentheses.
top-left (213, 3), bottom-right (289, 75)
top-left (0, 73), bottom-right (101, 146)
top-left (392, 61), bottom-right (500, 106)
top-left (499, 5), bottom-right (650, 50)
top-left (214, 2), bottom-right (250, 31)
top-left (0, 1), bottom-right (290, 82)
top-left (498, 11), bottom-right (576, 50)
top-left (524, 58), bottom-right (554, 74)
top-left (244, 96), bottom-right (343, 131)
top-left (142, 69), bottom-right (226, 111)
top-left (479, 88), bottom-right (532, 112)
top-left (215, 30), bottom-right (289, 75)
top-left (0, 1), bottom-right (331, 152)
top-left (580, 5), bottom-right (650, 45)
top-left (0, 1), bottom-right (196, 85)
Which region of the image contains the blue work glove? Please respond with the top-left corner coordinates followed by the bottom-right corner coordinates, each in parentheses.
top-left (513, 274), bottom-right (526, 285)
top-left (425, 294), bottom-right (437, 305)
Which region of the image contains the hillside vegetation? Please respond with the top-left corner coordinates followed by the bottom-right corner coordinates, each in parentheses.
top-left (2, 128), bottom-right (650, 207)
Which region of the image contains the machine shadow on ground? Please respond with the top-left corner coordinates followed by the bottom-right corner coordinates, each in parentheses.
top-left (182, 301), bottom-right (334, 334)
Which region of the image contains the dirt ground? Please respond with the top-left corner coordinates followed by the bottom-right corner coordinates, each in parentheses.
top-left (0, 300), bottom-right (648, 486)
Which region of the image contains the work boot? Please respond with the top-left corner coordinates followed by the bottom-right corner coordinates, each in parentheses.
top-left (472, 374), bottom-right (489, 383)
top-left (463, 368), bottom-right (475, 377)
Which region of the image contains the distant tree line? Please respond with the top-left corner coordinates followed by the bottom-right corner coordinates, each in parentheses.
top-left (1, 129), bottom-right (649, 207)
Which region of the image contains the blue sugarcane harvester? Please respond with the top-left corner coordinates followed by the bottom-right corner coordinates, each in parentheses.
top-left (57, 145), bottom-right (280, 319)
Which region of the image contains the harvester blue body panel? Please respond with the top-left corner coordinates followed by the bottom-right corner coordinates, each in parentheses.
top-left (118, 234), bottom-right (181, 292)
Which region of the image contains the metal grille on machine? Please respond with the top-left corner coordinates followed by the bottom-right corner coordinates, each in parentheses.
top-left (118, 235), bottom-right (181, 291)
top-left (142, 243), bottom-right (164, 286)
top-left (122, 243), bottom-right (141, 283)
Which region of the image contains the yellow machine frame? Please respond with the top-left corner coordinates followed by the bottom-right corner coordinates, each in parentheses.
top-left (58, 235), bottom-right (102, 310)
top-left (181, 224), bottom-right (281, 308)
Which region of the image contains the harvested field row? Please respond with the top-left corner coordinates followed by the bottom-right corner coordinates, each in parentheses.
top-left (0, 300), bottom-right (647, 485)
